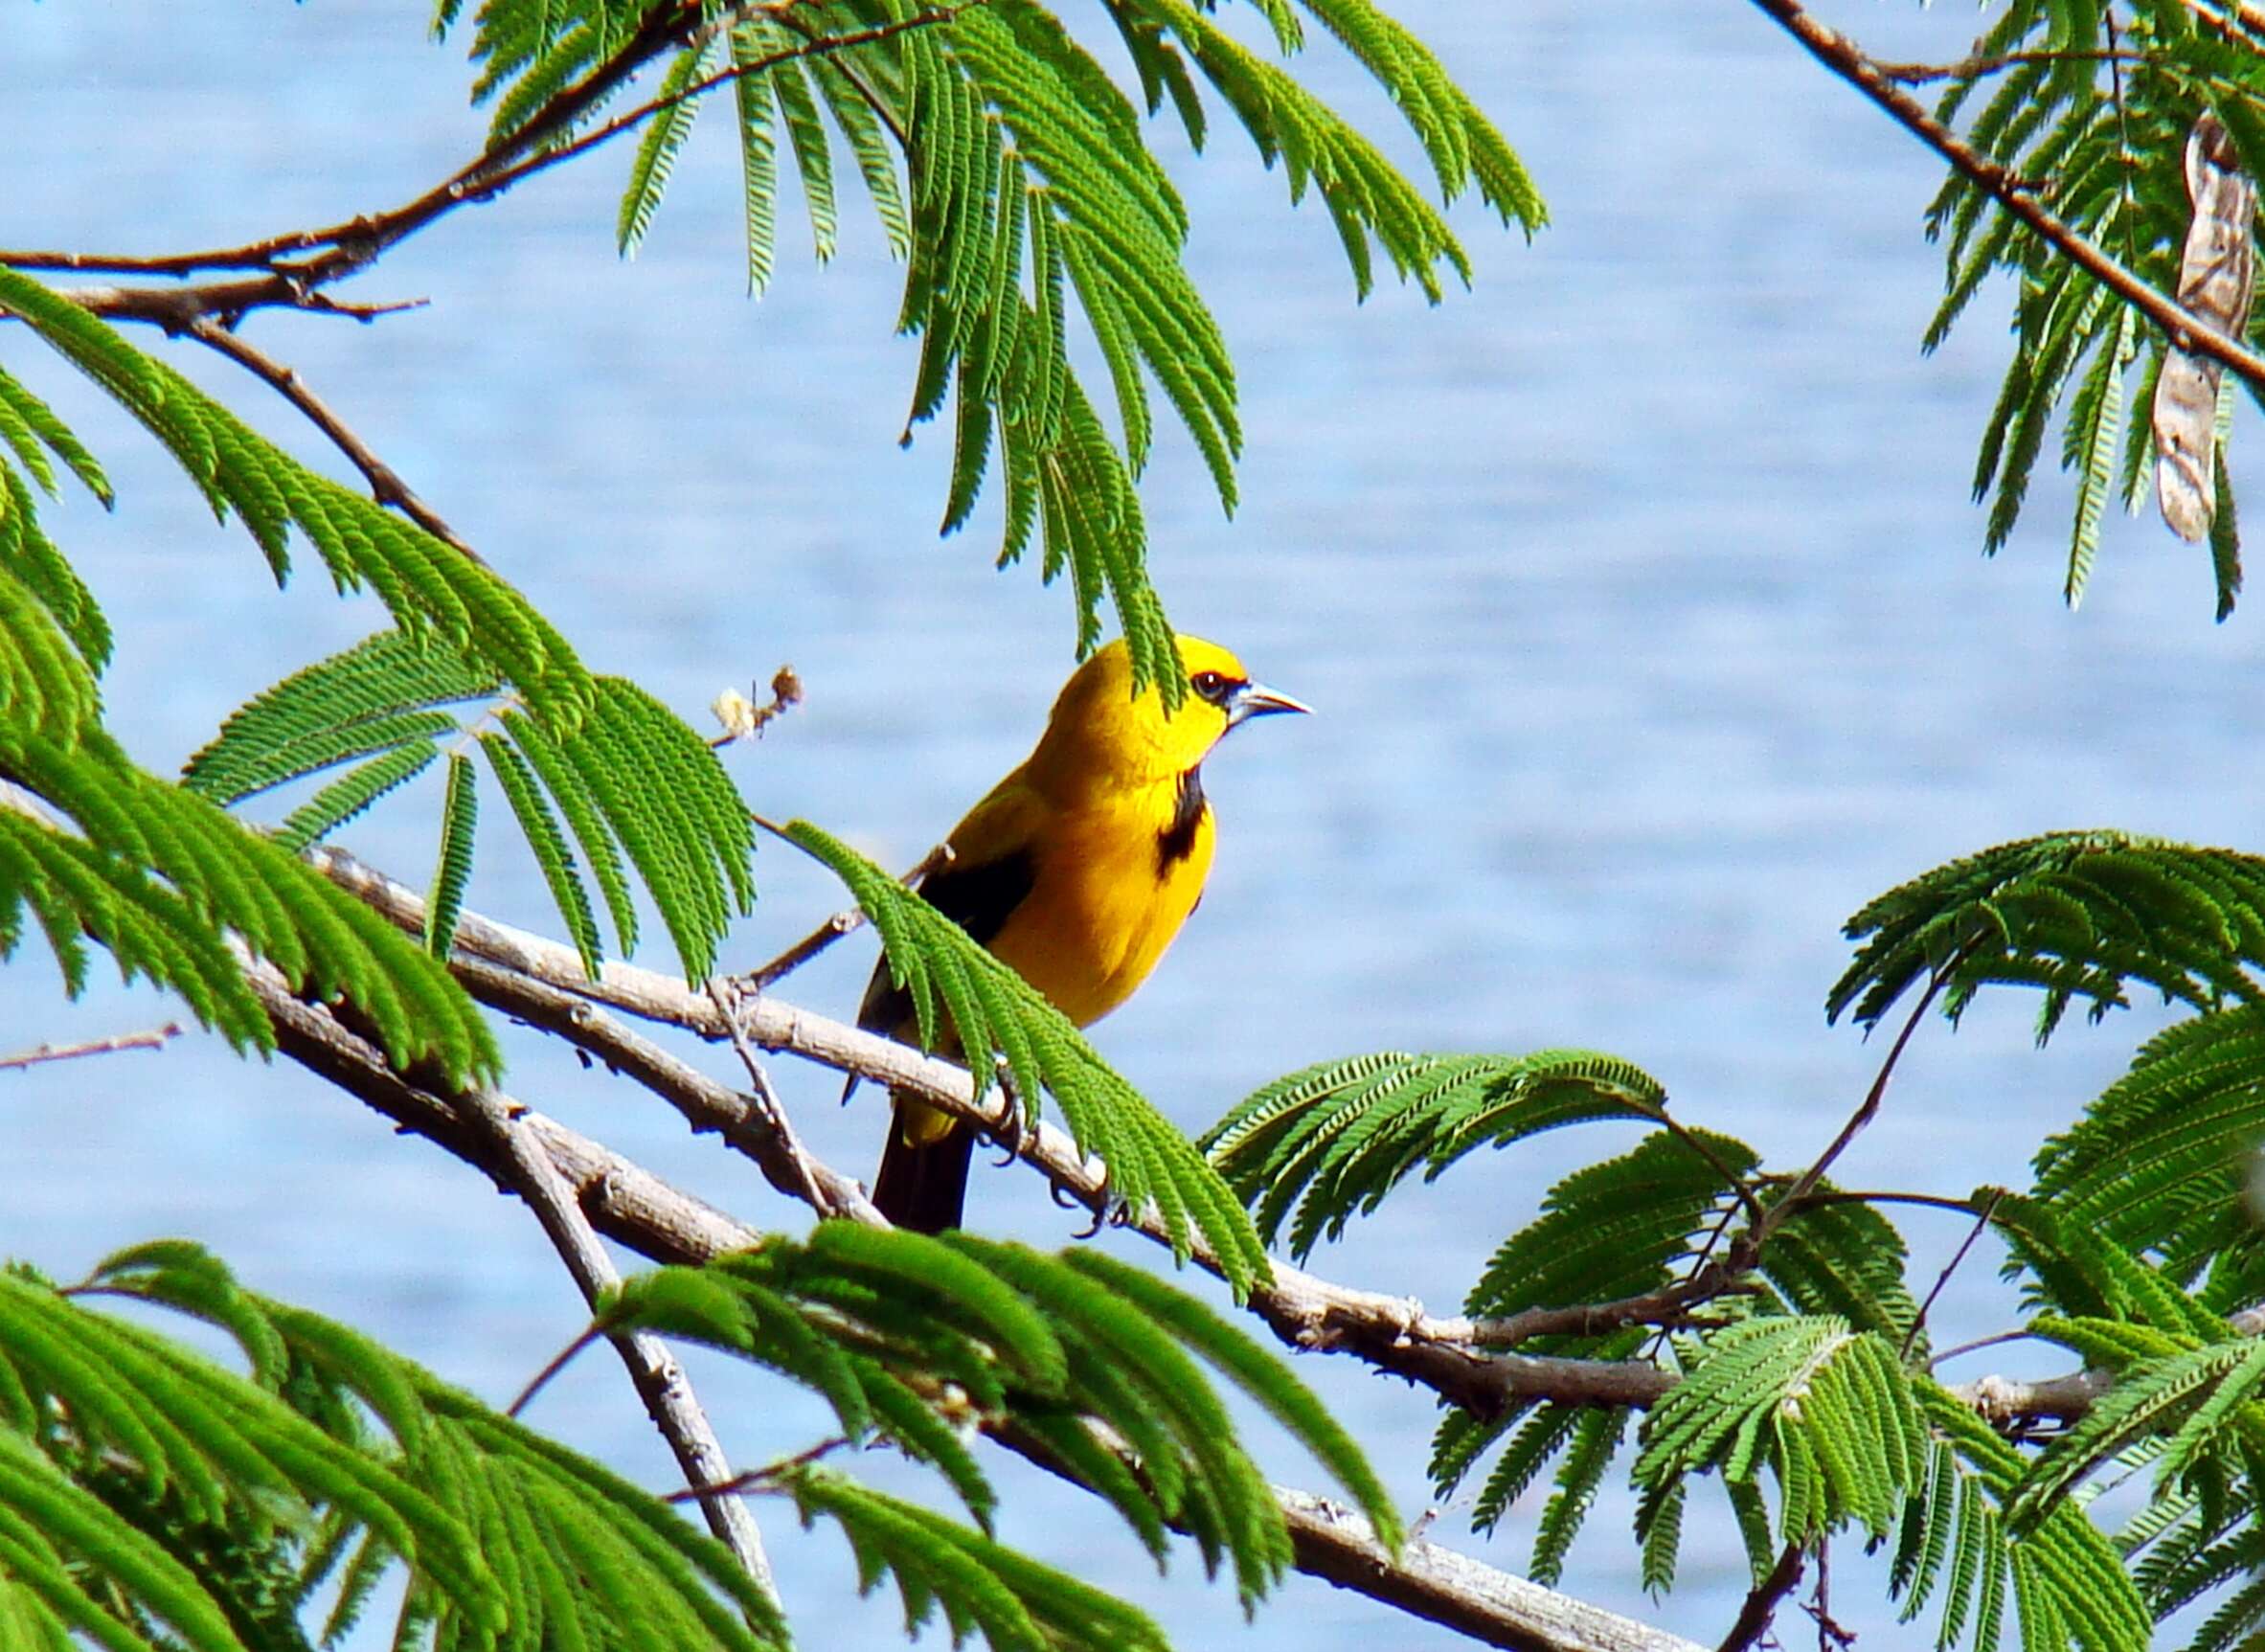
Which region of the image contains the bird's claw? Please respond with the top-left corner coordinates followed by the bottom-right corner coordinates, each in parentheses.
top-left (1070, 1185), bottom-right (1128, 1240)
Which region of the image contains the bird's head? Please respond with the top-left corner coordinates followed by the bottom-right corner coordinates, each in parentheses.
top-left (1034, 636), bottom-right (1308, 789)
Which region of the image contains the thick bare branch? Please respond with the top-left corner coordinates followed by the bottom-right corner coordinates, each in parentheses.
top-left (304, 844), bottom-right (1674, 1416)
top-left (449, 1083), bottom-right (780, 1606)
top-left (238, 961), bottom-right (1684, 1652)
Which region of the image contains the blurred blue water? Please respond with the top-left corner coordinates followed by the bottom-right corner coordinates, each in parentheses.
top-left (6, 3), bottom-right (2258, 1645)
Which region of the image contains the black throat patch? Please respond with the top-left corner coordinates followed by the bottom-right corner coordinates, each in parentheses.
top-left (1157, 766), bottom-right (1206, 871)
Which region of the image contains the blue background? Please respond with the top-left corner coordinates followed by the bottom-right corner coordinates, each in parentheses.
top-left (5, 3), bottom-right (2255, 1643)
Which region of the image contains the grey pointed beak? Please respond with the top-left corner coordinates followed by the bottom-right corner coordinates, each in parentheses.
top-left (1225, 681), bottom-right (1312, 729)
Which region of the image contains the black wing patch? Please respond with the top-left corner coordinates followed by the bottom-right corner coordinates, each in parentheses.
top-left (1156, 766), bottom-right (1206, 872)
top-left (855, 846), bottom-right (1040, 1036)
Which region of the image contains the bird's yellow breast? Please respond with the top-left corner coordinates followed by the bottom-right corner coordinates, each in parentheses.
top-left (963, 774), bottom-right (1214, 1030)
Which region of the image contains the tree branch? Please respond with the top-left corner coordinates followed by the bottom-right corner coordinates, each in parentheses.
top-left (237, 958), bottom-right (1687, 1652)
top-left (448, 1082), bottom-right (781, 1609)
top-left (183, 319), bottom-right (480, 559)
top-left (0, 1023), bottom-right (183, 1071)
top-left (1716, 1542), bottom-right (1805, 1652)
top-left (302, 843), bottom-right (1674, 1417)
top-left (4, 5), bottom-right (961, 330)
top-left (1746, 0), bottom-right (2265, 393)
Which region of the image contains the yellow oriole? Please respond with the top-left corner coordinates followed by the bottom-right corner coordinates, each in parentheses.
top-left (859, 636), bottom-right (1307, 1232)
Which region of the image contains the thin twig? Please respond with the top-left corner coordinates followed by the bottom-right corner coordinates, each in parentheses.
top-left (1718, 1541), bottom-right (1806, 1652)
top-left (184, 319), bottom-right (482, 560)
top-left (508, 1326), bottom-right (603, 1417)
top-left (1872, 47), bottom-right (2141, 83)
top-left (666, 1436), bottom-right (854, 1503)
top-left (0, 1023), bottom-right (183, 1071)
top-left (1757, 969), bottom-right (1949, 1235)
top-left (8, 7), bottom-right (965, 332)
top-left (1904, 1188), bottom-right (2003, 1359)
top-left (1748, 0), bottom-right (2265, 394)
top-left (706, 978), bottom-right (835, 1214)
top-left (1929, 1327), bottom-right (2037, 1369)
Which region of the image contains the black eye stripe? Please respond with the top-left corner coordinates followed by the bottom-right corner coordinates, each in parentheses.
top-left (1189, 670), bottom-right (1241, 706)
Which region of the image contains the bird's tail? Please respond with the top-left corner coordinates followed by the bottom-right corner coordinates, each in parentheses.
top-left (872, 1100), bottom-right (974, 1233)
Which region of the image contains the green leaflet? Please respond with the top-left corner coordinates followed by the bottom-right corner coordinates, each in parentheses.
top-left (1202, 1047), bottom-right (1672, 1257)
top-left (181, 630), bottom-right (755, 985)
top-left (1916, 10), bottom-right (2255, 611)
top-left (784, 1471), bottom-right (1167, 1652)
top-left (784, 818), bottom-right (1271, 1296)
top-left (424, 753), bottom-right (479, 957)
top-left (1834, 831), bottom-right (2265, 1041)
top-left (617, 34), bottom-right (714, 259)
top-left (2, 728), bottom-right (496, 1082)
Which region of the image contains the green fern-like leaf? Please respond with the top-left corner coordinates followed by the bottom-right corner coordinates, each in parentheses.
top-left (785, 1469), bottom-right (1166, 1652)
top-left (1834, 831), bottom-right (2265, 1041)
top-left (1528, 1406), bottom-right (1626, 1589)
top-left (1203, 1047), bottom-right (1672, 1258)
top-left (1636, 1318), bottom-right (1927, 1547)
top-left (599, 1232), bottom-right (1366, 1606)
top-left (4, 727), bottom-right (497, 1081)
top-left (618, 34), bottom-right (713, 258)
top-left (187, 631), bottom-right (754, 984)
top-left (1915, 11), bottom-right (2257, 611)
top-left (785, 819), bottom-right (1269, 1295)
top-left (1463, 1127), bottom-right (1755, 1323)
top-left (424, 754), bottom-right (478, 957)
top-left (2031, 1005), bottom-right (2265, 1276)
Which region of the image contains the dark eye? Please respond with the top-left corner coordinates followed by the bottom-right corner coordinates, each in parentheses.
top-left (1190, 670), bottom-right (1233, 705)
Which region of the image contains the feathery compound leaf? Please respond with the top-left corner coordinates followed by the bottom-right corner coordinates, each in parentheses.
top-left (618, 35), bottom-right (713, 258)
top-left (4, 729), bottom-right (497, 1080)
top-left (0, 417), bottom-right (111, 673)
top-left (183, 629), bottom-right (502, 806)
top-left (1916, 11), bottom-right (2263, 609)
top-left (0, 563), bottom-right (102, 746)
top-left (1058, 1249), bottom-right (1400, 1551)
top-left (1637, 1319), bottom-right (1928, 1548)
top-left (1834, 831), bottom-right (2265, 1041)
top-left (0, 1260), bottom-right (516, 1652)
top-left (785, 1470), bottom-right (1167, 1652)
top-left (1202, 1048), bottom-right (1671, 1258)
top-left (476, 729), bottom-right (603, 979)
top-left (1529, 1407), bottom-right (1625, 1589)
top-left (785, 819), bottom-right (1269, 1294)
top-left (1464, 1127), bottom-right (1755, 1323)
top-left (1758, 1188), bottom-right (1925, 1346)
top-left (1991, 1191), bottom-right (2230, 1338)
top-left (2032, 1005), bottom-right (2265, 1272)
top-left (600, 1234), bottom-right (1320, 1611)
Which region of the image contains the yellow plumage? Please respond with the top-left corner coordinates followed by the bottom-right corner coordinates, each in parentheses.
top-left (860, 635), bottom-right (1306, 1229)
